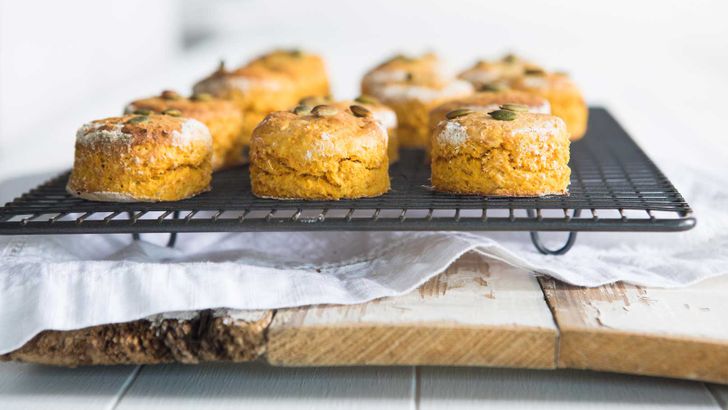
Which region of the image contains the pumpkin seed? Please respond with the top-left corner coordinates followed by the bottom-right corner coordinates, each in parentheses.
top-left (311, 105), bottom-right (338, 117)
top-left (132, 109), bottom-right (152, 116)
top-left (350, 105), bottom-right (372, 118)
top-left (500, 103), bottom-right (529, 112)
top-left (489, 109), bottom-right (517, 121)
top-left (502, 54), bottom-right (517, 63)
top-left (162, 109), bottom-right (182, 117)
top-left (192, 93), bottom-right (213, 102)
top-left (479, 83), bottom-right (507, 92)
top-left (446, 108), bottom-right (474, 120)
top-left (161, 90), bottom-right (181, 100)
top-left (289, 49), bottom-right (303, 58)
top-left (524, 67), bottom-right (545, 76)
top-left (293, 104), bottom-right (312, 115)
top-left (354, 95), bottom-right (379, 105)
top-left (299, 96), bottom-right (330, 106)
top-left (126, 116), bottom-right (148, 124)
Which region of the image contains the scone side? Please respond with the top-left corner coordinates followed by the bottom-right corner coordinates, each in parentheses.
top-left (67, 139), bottom-right (212, 202)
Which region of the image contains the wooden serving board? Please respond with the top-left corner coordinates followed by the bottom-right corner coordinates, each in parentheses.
top-left (3, 252), bottom-right (727, 385)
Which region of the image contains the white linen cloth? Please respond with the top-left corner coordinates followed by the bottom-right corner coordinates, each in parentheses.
top-left (1, 160), bottom-right (727, 355)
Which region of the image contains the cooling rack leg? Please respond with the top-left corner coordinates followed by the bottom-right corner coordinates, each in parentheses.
top-left (527, 209), bottom-right (581, 255)
top-left (529, 231), bottom-right (578, 255)
top-left (129, 211), bottom-right (179, 248)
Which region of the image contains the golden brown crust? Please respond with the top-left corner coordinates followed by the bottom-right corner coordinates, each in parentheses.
top-left (431, 111), bottom-right (571, 196)
top-left (458, 54), bottom-right (541, 88)
top-left (193, 50), bottom-right (330, 144)
top-left (66, 114), bottom-right (212, 202)
top-left (126, 92), bottom-right (245, 170)
top-left (428, 90), bottom-right (550, 133)
top-left (361, 53), bottom-right (473, 147)
top-left (510, 72), bottom-right (588, 140)
top-left (247, 49), bottom-right (330, 98)
top-left (250, 108), bottom-right (390, 200)
top-left (361, 52), bottom-right (442, 93)
top-left (321, 98), bottom-right (400, 163)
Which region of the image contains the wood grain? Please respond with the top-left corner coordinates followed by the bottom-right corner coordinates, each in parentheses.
top-left (267, 254), bottom-right (557, 368)
top-left (541, 275), bottom-right (728, 384)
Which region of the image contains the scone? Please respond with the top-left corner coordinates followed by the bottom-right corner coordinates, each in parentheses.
top-left (66, 113), bottom-right (212, 202)
top-left (193, 62), bottom-right (299, 147)
top-left (193, 50), bottom-right (330, 146)
top-left (250, 104), bottom-right (390, 200)
top-left (361, 52), bottom-right (440, 96)
top-left (298, 95), bottom-right (400, 163)
top-left (458, 54), bottom-right (539, 90)
top-left (428, 90), bottom-right (551, 134)
top-left (247, 49), bottom-right (330, 100)
top-left (510, 70), bottom-right (588, 140)
top-left (431, 107), bottom-right (570, 196)
top-left (362, 53), bottom-right (473, 147)
top-left (125, 90), bottom-right (245, 170)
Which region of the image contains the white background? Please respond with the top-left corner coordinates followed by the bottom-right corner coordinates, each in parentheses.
top-left (1, 0), bottom-right (727, 181)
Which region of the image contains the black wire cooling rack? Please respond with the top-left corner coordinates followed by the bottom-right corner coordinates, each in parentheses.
top-left (0, 108), bottom-right (695, 254)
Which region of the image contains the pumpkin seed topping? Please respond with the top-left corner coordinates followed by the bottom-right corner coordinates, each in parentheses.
top-left (160, 90), bottom-right (181, 100)
top-left (292, 104), bottom-right (312, 115)
top-left (191, 93), bottom-right (213, 102)
top-left (489, 109), bottom-right (517, 121)
top-left (126, 116), bottom-right (149, 124)
top-left (500, 103), bottom-right (529, 112)
top-left (311, 105), bottom-right (338, 117)
top-left (479, 83), bottom-right (507, 92)
top-left (446, 108), bottom-right (474, 120)
top-left (350, 105), bottom-right (372, 118)
top-left (354, 95), bottom-right (379, 105)
top-left (162, 109), bottom-right (182, 117)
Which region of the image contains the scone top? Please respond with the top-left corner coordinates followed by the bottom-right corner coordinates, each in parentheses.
top-left (251, 105), bottom-right (388, 166)
top-left (75, 113), bottom-right (212, 149)
top-left (510, 69), bottom-right (580, 93)
top-left (432, 108), bottom-right (568, 157)
top-left (297, 95), bottom-right (398, 130)
top-left (429, 90), bottom-right (551, 131)
top-left (192, 61), bottom-right (297, 100)
top-left (247, 49), bottom-right (327, 78)
top-left (363, 53), bottom-right (473, 102)
top-left (125, 90), bottom-right (242, 123)
top-left (362, 52), bottom-right (441, 90)
top-left (458, 54), bottom-right (543, 89)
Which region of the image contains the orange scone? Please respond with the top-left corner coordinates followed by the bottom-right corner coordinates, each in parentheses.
top-left (67, 113), bottom-right (212, 202)
top-left (125, 90), bottom-right (245, 170)
top-left (510, 70), bottom-right (588, 140)
top-left (363, 54), bottom-right (473, 148)
top-left (431, 107), bottom-right (570, 196)
top-left (250, 105), bottom-right (390, 200)
top-left (298, 95), bottom-right (400, 162)
top-left (361, 52), bottom-right (440, 96)
top-left (193, 63), bottom-right (299, 146)
top-left (247, 49), bottom-right (330, 99)
top-left (193, 50), bottom-right (330, 145)
top-left (458, 54), bottom-right (539, 90)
